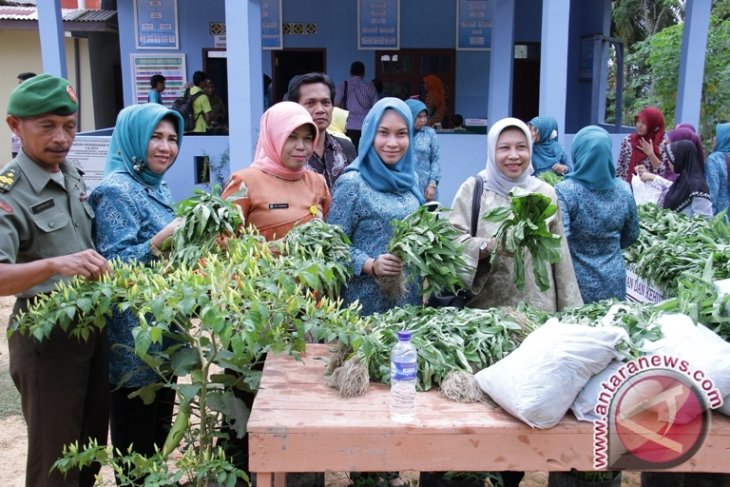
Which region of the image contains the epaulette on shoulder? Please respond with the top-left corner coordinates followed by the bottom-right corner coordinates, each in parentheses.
top-left (0, 166), bottom-right (20, 193)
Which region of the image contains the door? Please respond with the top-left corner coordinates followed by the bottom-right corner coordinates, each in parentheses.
top-left (204, 50), bottom-right (229, 109)
top-left (272, 49), bottom-right (326, 103)
top-left (512, 43), bottom-right (540, 122)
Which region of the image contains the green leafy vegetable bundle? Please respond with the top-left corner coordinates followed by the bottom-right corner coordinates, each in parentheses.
top-left (324, 305), bottom-right (538, 397)
top-left (536, 171), bottom-right (562, 187)
top-left (483, 186), bottom-right (562, 292)
top-left (280, 218), bottom-right (353, 295)
top-left (623, 204), bottom-right (730, 295)
top-left (653, 261), bottom-right (730, 340)
top-left (169, 188), bottom-right (246, 267)
top-left (382, 204), bottom-right (469, 298)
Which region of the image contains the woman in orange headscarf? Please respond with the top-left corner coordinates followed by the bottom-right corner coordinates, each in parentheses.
top-left (423, 74), bottom-right (445, 128)
top-left (221, 101), bottom-right (330, 240)
top-left (616, 106), bottom-right (673, 183)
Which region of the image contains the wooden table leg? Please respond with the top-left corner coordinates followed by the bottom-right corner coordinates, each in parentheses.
top-left (255, 472), bottom-right (272, 487)
top-left (273, 472), bottom-right (286, 487)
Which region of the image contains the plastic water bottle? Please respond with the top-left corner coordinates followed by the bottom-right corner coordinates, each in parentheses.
top-left (390, 330), bottom-right (417, 422)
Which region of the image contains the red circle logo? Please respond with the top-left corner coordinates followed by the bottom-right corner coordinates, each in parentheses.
top-left (609, 370), bottom-right (709, 469)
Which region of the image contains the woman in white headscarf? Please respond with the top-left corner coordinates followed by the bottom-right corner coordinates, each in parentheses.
top-left (447, 117), bottom-right (582, 313)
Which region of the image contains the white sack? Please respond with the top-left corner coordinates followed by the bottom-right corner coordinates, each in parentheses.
top-left (571, 360), bottom-right (624, 423)
top-left (475, 319), bottom-right (628, 428)
top-left (644, 313), bottom-right (730, 416)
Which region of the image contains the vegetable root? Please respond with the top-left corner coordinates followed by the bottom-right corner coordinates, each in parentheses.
top-left (325, 357), bottom-right (370, 398)
top-left (440, 370), bottom-right (483, 403)
top-left (377, 274), bottom-right (407, 299)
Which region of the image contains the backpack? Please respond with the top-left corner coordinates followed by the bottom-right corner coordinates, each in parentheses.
top-left (171, 88), bottom-right (204, 132)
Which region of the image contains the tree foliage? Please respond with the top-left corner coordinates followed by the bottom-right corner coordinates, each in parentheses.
top-left (612, 0), bottom-right (683, 45)
top-left (616, 0), bottom-right (730, 148)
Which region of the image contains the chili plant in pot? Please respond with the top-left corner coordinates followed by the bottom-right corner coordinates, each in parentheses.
top-left (12, 192), bottom-right (361, 486)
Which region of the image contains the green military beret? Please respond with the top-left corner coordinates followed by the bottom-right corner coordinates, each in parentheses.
top-left (7, 73), bottom-right (78, 118)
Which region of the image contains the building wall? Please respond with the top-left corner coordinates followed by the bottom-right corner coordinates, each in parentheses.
top-left (117, 0), bottom-right (550, 120)
top-left (110, 0), bottom-right (612, 202)
top-left (565, 0), bottom-right (612, 133)
top-left (0, 30), bottom-right (95, 163)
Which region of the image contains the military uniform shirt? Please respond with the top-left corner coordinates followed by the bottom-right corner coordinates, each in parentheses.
top-left (0, 150), bottom-right (95, 298)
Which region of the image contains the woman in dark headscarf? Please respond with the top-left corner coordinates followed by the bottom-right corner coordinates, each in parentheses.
top-left (669, 125), bottom-right (705, 165)
top-left (327, 97), bottom-right (424, 316)
top-left (89, 103), bottom-right (185, 478)
top-left (555, 126), bottom-right (639, 303)
top-left (616, 106), bottom-right (673, 182)
top-left (638, 139), bottom-right (713, 218)
top-left (528, 115), bottom-right (572, 176)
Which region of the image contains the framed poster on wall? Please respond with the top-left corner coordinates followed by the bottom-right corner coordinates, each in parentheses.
top-left (131, 53), bottom-right (187, 105)
top-left (261, 0), bottom-right (283, 50)
top-left (134, 0), bottom-right (179, 50)
top-left (457, 0), bottom-right (492, 50)
top-left (358, 0), bottom-right (399, 50)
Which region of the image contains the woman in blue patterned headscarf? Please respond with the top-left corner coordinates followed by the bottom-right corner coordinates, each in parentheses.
top-left (705, 122), bottom-right (730, 216)
top-left (405, 98), bottom-right (441, 202)
top-left (555, 125), bottom-right (639, 303)
top-left (328, 97), bottom-right (424, 316)
top-left (528, 115), bottom-right (572, 176)
top-left (89, 103), bottom-right (184, 481)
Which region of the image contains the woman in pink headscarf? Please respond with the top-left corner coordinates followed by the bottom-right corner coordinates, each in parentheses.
top-left (219, 101), bottom-right (330, 486)
top-left (616, 106), bottom-right (673, 183)
top-left (221, 101), bottom-right (331, 240)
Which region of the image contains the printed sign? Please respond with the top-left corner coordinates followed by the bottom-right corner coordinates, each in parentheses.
top-left (131, 54), bottom-right (187, 106)
top-left (625, 264), bottom-right (665, 304)
top-left (134, 0), bottom-right (179, 50)
top-left (67, 136), bottom-right (111, 192)
top-left (358, 0), bottom-right (399, 50)
top-left (261, 0), bottom-right (283, 50)
top-left (457, 0), bottom-right (492, 50)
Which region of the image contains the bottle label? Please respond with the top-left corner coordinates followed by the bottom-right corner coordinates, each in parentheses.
top-left (392, 361), bottom-right (417, 381)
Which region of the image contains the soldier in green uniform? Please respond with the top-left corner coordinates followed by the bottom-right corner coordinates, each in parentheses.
top-left (0, 73), bottom-right (110, 487)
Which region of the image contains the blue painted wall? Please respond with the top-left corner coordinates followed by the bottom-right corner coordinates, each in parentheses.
top-left (118, 0), bottom-right (534, 119)
top-left (113, 0), bottom-right (613, 202)
top-left (565, 0), bottom-right (612, 133)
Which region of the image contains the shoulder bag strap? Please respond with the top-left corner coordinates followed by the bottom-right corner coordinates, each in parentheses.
top-left (342, 81), bottom-right (348, 110)
top-left (470, 175), bottom-right (484, 237)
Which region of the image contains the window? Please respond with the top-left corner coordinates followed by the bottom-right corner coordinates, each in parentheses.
top-left (375, 49), bottom-right (456, 128)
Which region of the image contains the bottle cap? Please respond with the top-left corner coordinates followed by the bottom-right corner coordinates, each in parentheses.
top-left (397, 330), bottom-right (412, 341)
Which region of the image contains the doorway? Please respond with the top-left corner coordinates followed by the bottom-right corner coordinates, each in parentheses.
top-left (272, 49), bottom-right (326, 103)
top-left (204, 49), bottom-right (229, 111)
top-left (375, 48), bottom-right (455, 128)
top-left (512, 43), bottom-right (540, 122)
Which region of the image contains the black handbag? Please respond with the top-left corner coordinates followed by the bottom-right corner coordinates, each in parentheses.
top-left (427, 175), bottom-right (484, 308)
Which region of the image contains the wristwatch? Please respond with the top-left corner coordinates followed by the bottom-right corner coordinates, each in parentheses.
top-left (479, 239), bottom-right (489, 256)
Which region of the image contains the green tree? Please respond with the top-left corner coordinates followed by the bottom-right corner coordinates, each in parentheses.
top-left (614, 0), bottom-right (730, 147)
top-left (612, 0), bottom-right (683, 46)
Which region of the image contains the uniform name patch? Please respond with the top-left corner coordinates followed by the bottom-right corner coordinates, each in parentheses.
top-left (0, 199), bottom-right (12, 214)
top-left (31, 198), bottom-right (55, 214)
top-left (268, 203), bottom-right (289, 209)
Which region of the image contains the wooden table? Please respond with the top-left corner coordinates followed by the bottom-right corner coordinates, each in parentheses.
top-left (247, 345), bottom-right (730, 487)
